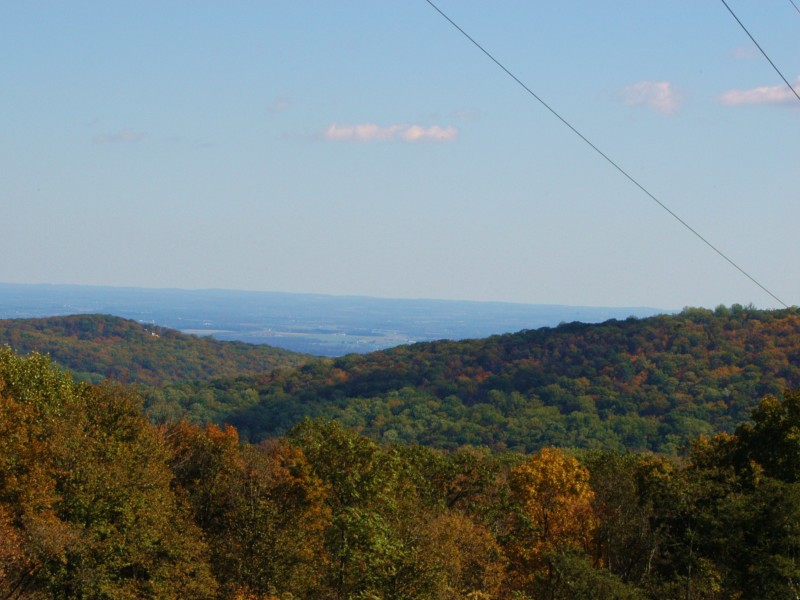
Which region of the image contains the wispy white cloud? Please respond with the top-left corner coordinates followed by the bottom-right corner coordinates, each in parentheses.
top-left (718, 79), bottom-right (800, 106)
top-left (92, 129), bottom-right (144, 144)
top-left (620, 81), bottom-right (682, 114)
top-left (731, 45), bottom-right (758, 59)
top-left (323, 123), bottom-right (459, 143)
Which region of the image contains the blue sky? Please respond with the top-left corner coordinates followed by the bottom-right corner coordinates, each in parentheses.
top-left (2, 1), bottom-right (798, 310)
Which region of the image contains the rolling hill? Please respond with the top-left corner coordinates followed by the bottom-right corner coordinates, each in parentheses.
top-left (143, 305), bottom-right (800, 453)
top-left (0, 314), bottom-right (309, 386)
top-left (3, 307), bottom-right (800, 455)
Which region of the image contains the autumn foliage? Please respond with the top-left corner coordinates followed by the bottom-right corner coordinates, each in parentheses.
top-left (137, 306), bottom-right (800, 454)
top-left (507, 447), bottom-right (598, 593)
top-left (2, 345), bottom-right (800, 598)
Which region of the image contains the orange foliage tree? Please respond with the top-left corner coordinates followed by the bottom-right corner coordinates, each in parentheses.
top-left (0, 348), bottom-right (216, 598)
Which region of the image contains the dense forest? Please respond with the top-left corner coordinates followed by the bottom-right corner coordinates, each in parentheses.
top-left (140, 305), bottom-right (800, 454)
top-left (4, 308), bottom-right (800, 455)
top-left (0, 314), bottom-right (307, 386)
top-left (2, 346), bottom-right (800, 599)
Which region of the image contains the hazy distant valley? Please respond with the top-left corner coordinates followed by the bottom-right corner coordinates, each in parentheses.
top-left (0, 283), bottom-right (667, 356)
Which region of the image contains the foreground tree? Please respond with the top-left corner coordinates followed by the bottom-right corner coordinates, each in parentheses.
top-left (165, 420), bottom-right (331, 597)
top-left (683, 388), bottom-right (800, 599)
top-left (289, 419), bottom-right (407, 598)
top-left (290, 420), bottom-right (511, 599)
top-left (505, 447), bottom-right (598, 598)
top-left (0, 348), bottom-right (216, 598)
top-left (584, 451), bottom-right (674, 590)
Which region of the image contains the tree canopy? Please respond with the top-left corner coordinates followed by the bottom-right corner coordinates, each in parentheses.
top-left (2, 344), bottom-right (800, 598)
top-left (144, 306), bottom-right (800, 454)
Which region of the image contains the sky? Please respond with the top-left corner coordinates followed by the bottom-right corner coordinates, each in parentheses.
top-left (2, 1), bottom-right (799, 310)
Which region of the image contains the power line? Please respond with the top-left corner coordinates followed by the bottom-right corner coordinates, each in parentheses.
top-left (788, 0), bottom-right (800, 17)
top-left (422, 0), bottom-right (789, 309)
top-left (720, 0), bottom-right (800, 104)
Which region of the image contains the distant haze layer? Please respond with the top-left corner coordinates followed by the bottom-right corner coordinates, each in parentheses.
top-left (0, 283), bottom-right (667, 356)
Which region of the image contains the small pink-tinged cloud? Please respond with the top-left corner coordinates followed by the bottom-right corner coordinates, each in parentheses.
top-left (93, 129), bottom-right (144, 144)
top-left (621, 81), bottom-right (682, 114)
top-left (719, 79), bottom-right (800, 106)
top-left (323, 123), bottom-right (458, 143)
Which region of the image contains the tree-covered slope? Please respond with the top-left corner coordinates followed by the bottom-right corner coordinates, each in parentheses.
top-left (0, 314), bottom-right (309, 386)
top-left (5, 340), bottom-right (800, 598)
top-left (147, 306), bottom-right (800, 453)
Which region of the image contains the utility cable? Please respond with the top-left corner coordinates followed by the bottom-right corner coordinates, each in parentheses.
top-left (788, 0), bottom-right (800, 18)
top-left (720, 0), bottom-right (800, 104)
top-left (423, 0), bottom-right (789, 309)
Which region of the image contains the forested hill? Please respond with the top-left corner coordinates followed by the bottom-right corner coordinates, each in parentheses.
top-left (6, 344), bottom-right (800, 598)
top-left (0, 314), bottom-right (308, 386)
top-left (147, 305), bottom-right (800, 453)
top-left (4, 308), bottom-right (800, 454)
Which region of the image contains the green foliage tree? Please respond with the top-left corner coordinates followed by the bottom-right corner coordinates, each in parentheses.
top-left (288, 419), bottom-right (405, 598)
top-left (681, 389), bottom-right (800, 598)
top-left (545, 550), bottom-right (644, 600)
top-left (584, 451), bottom-right (673, 588)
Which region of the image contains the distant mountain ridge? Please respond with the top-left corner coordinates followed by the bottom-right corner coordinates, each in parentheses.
top-left (0, 282), bottom-right (668, 356)
top-left (0, 314), bottom-right (307, 386)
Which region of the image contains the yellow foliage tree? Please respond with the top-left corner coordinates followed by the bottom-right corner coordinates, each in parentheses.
top-left (507, 447), bottom-right (598, 597)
